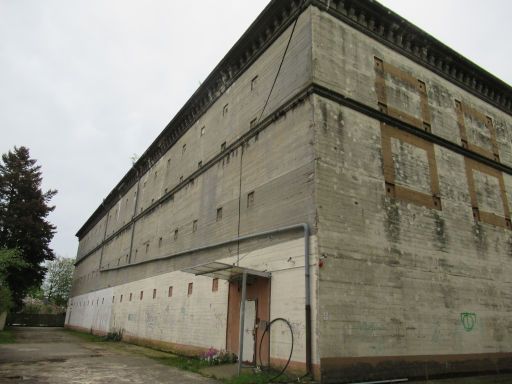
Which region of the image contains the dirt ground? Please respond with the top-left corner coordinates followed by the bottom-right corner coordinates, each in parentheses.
top-left (1, 327), bottom-right (511, 384)
top-left (0, 327), bottom-right (218, 384)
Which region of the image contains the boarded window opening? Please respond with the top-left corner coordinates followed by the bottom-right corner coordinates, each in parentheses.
top-left (247, 191), bottom-right (255, 208)
top-left (168, 286), bottom-right (173, 297)
top-left (192, 219), bottom-right (198, 232)
top-left (188, 282), bottom-right (193, 296)
top-left (251, 75), bottom-right (258, 91)
top-left (174, 229), bottom-right (179, 240)
top-left (140, 291), bottom-right (144, 300)
top-left (153, 289), bottom-right (157, 299)
top-left (216, 207), bottom-right (223, 221)
top-left (212, 278), bottom-right (219, 292)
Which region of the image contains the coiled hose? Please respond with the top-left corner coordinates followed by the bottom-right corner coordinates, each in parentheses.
top-left (257, 317), bottom-right (294, 382)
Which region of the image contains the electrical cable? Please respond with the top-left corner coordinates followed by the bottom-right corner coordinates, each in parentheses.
top-left (257, 317), bottom-right (294, 383)
top-left (235, 0), bottom-right (305, 266)
top-left (257, 3), bottom-right (303, 125)
top-left (236, 3), bottom-right (308, 380)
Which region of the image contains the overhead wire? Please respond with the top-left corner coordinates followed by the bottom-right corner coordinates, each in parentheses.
top-left (236, 0), bottom-right (305, 265)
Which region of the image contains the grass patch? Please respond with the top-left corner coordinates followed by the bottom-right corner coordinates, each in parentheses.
top-left (224, 371), bottom-right (279, 384)
top-left (152, 355), bottom-right (210, 373)
top-left (63, 330), bottom-right (296, 383)
top-left (151, 353), bottom-right (288, 384)
top-left (64, 329), bottom-right (106, 342)
top-left (0, 329), bottom-right (15, 344)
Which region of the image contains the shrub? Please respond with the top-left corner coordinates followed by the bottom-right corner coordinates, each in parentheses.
top-left (200, 347), bottom-right (237, 365)
top-left (104, 329), bottom-right (123, 341)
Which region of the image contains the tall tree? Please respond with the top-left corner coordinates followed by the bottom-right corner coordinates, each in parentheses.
top-left (0, 248), bottom-right (27, 313)
top-left (0, 146), bottom-right (57, 307)
top-left (42, 257), bottom-right (74, 307)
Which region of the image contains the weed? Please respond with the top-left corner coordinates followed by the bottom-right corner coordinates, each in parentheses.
top-left (224, 371), bottom-right (279, 384)
top-left (0, 329), bottom-right (15, 344)
top-left (64, 329), bottom-right (106, 342)
top-left (104, 329), bottom-right (123, 342)
top-left (152, 355), bottom-right (209, 373)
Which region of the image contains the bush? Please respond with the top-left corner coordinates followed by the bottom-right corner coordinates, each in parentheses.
top-left (200, 347), bottom-right (237, 365)
top-left (21, 297), bottom-right (65, 314)
top-left (104, 329), bottom-right (123, 341)
top-left (0, 285), bottom-right (13, 314)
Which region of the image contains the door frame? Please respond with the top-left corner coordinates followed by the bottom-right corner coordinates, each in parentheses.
top-left (226, 274), bottom-right (271, 371)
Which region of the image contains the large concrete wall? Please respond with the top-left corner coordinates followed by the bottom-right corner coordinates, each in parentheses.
top-left (70, 3), bottom-right (512, 382)
top-left (69, 7), bottom-right (319, 372)
top-left (72, 8), bottom-right (314, 295)
top-left (67, 237), bottom-right (319, 368)
top-left (311, 7), bottom-right (511, 167)
top-left (72, 97), bottom-right (316, 296)
top-left (311, 6), bottom-right (512, 382)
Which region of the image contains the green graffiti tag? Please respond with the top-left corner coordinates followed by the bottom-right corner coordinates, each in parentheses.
top-left (460, 312), bottom-right (477, 332)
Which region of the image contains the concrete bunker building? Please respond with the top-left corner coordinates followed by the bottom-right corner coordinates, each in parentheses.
top-left (67, 0), bottom-right (512, 382)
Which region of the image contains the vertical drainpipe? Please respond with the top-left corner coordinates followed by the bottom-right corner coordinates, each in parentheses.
top-left (233, 223), bottom-right (312, 376)
top-left (128, 171), bottom-right (142, 264)
top-left (237, 271), bottom-right (248, 376)
top-left (303, 223), bottom-right (312, 375)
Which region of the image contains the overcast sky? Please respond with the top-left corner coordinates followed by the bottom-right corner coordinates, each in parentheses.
top-left (1, 1), bottom-right (510, 260)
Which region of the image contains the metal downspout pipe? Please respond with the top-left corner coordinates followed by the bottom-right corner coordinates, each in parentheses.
top-left (235, 223), bottom-right (312, 376)
top-left (101, 222), bottom-right (312, 375)
top-left (302, 223), bottom-right (312, 376)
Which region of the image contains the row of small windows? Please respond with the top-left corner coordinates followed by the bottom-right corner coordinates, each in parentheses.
top-left (70, 279), bottom-right (220, 307)
top-left (141, 105), bottom-right (261, 190)
top-left (129, 131), bottom-right (249, 217)
top-left (85, 75), bottom-right (262, 251)
top-left (131, 192), bottom-right (253, 257)
top-left (77, 190), bottom-right (258, 273)
top-left (222, 75), bottom-right (260, 116)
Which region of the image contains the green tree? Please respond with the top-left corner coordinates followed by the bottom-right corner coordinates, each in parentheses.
top-left (42, 257), bottom-right (74, 307)
top-left (0, 146), bottom-right (57, 307)
top-left (0, 248), bottom-right (27, 313)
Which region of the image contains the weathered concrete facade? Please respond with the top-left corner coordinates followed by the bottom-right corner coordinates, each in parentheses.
top-left (68, 1), bottom-right (512, 382)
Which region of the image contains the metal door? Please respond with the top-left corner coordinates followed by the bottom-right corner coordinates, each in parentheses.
top-left (242, 299), bottom-right (257, 363)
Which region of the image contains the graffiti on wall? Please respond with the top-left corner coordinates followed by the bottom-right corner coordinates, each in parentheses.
top-left (460, 312), bottom-right (477, 332)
